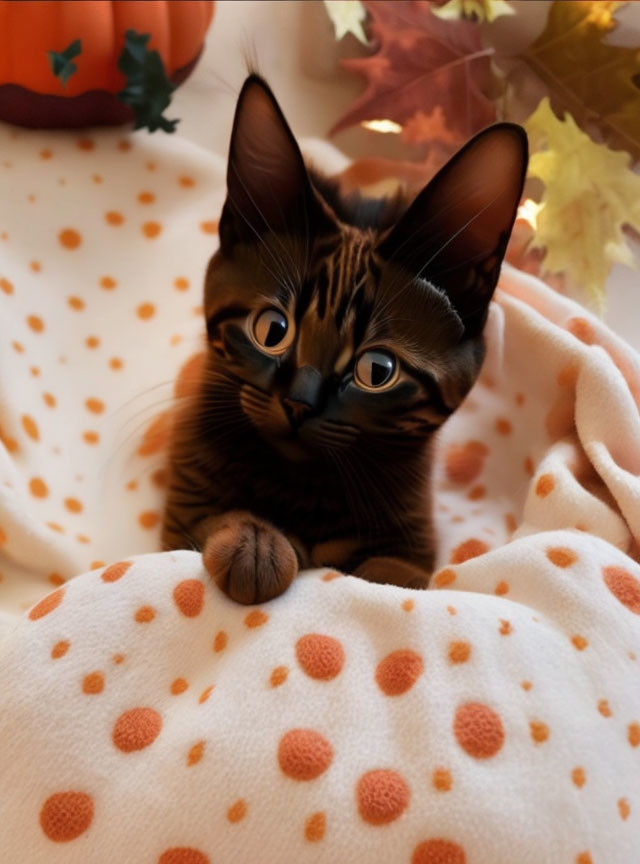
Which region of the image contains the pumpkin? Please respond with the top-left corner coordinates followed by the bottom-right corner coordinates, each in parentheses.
top-left (0, 0), bottom-right (215, 130)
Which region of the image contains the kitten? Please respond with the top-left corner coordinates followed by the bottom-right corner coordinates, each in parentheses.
top-left (162, 74), bottom-right (527, 604)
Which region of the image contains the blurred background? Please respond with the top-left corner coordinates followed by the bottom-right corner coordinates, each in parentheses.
top-left (170, 0), bottom-right (640, 350)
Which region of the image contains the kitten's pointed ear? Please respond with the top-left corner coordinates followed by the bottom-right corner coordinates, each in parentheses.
top-left (220, 75), bottom-right (320, 250)
top-left (379, 124), bottom-right (528, 337)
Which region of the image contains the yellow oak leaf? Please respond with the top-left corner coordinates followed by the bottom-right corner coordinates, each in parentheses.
top-left (525, 98), bottom-right (640, 306)
top-left (520, 1), bottom-right (640, 160)
top-left (324, 0), bottom-right (369, 44)
top-left (432, 0), bottom-right (514, 22)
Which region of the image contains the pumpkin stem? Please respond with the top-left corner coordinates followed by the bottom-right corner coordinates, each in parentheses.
top-left (47, 39), bottom-right (82, 89)
top-left (117, 30), bottom-right (179, 134)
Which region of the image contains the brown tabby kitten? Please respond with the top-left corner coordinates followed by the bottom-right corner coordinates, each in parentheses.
top-left (162, 75), bottom-right (527, 604)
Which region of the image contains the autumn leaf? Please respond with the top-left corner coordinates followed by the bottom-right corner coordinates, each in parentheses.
top-left (432, 0), bottom-right (514, 23)
top-left (400, 105), bottom-right (460, 146)
top-left (331, 0), bottom-right (497, 144)
top-left (519, 1), bottom-right (640, 160)
top-left (525, 97), bottom-right (640, 306)
top-left (47, 39), bottom-right (82, 88)
top-left (324, 0), bottom-right (369, 43)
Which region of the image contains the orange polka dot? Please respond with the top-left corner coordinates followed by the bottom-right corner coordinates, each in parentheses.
top-left (575, 854), bottom-right (593, 864)
top-left (499, 619), bottom-right (512, 636)
top-left (142, 221), bottom-right (162, 238)
top-left (77, 137), bottom-right (94, 150)
top-left (67, 296), bottom-right (85, 311)
top-left (450, 539), bottom-right (489, 564)
top-left (187, 741), bottom-right (205, 766)
top-left (356, 769), bottom-right (409, 825)
top-left (431, 768), bottom-right (453, 791)
top-left (547, 547), bottom-right (577, 568)
top-left (571, 767), bottom-right (586, 788)
top-left (304, 811), bottom-right (326, 842)
top-left (296, 634), bottom-right (345, 681)
top-left (227, 799), bottom-right (247, 823)
top-left (39, 791), bottom-right (93, 842)
top-left (535, 473), bottom-right (555, 497)
top-left (139, 511), bottom-right (160, 530)
top-left (92, 173), bottom-right (103, 184)
top-left (40, 149), bottom-right (53, 159)
top-left (545, 398), bottom-right (575, 440)
top-left (568, 317), bottom-right (595, 345)
top-left (467, 484), bottom-right (485, 501)
top-left (448, 641), bottom-right (471, 664)
top-left (603, 565), bottom-right (640, 614)
top-left (29, 477), bottom-right (49, 498)
top-left (495, 417), bottom-right (512, 435)
top-left (85, 398), bottom-right (105, 414)
top-left (146, 160), bottom-right (156, 171)
top-left (213, 631), bottom-right (228, 653)
top-left (82, 672), bottom-right (104, 694)
top-left (83, 430), bottom-right (99, 445)
top-left (278, 729), bottom-right (333, 781)
top-left (494, 580), bottom-right (509, 596)
top-left (30, 365), bottom-right (40, 377)
top-left (12, 340), bottom-right (24, 352)
top-left (557, 362), bottom-right (579, 388)
top-left (46, 522), bottom-right (64, 533)
top-left (158, 848), bottom-right (210, 864)
top-left (521, 680), bottom-right (532, 691)
top-left (597, 698), bottom-right (612, 717)
top-left (30, 260), bottom-right (41, 272)
top-left (454, 702), bottom-right (504, 759)
top-left (444, 440), bottom-right (488, 485)
top-left (0, 277), bottom-right (13, 294)
top-left (138, 191), bottom-right (155, 204)
top-left (105, 211), bottom-right (124, 226)
top-left (173, 579), bottom-right (205, 617)
top-left (270, 666), bottom-right (289, 687)
top-left (322, 570), bottom-right (342, 582)
top-left (174, 277), bottom-right (190, 291)
top-left (113, 707), bottom-right (161, 752)
top-left (529, 721), bottom-right (549, 743)
top-left (245, 610), bottom-right (268, 628)
top-left (85, 335), bottom-right (100, 349)
top-left (51, 640), bottom-right (70, 659)
top-left (100, 276), bottom-right (117, 290)
top-left (628, 722), bottom-right (640, 747)
top-left (171, 677), bottom-right (189, 695)
top-left (43, 392), bottom-right (56, 408)
top-left (200, 220), bottom-right (218, 234)
top-left (402, 598), bottom-right (415, 611)
top-left (109, 357), bottom-right (124, 370)
top-left (76, 533), bottom-right (90, 545)
top-left (29, 588), bottom-right (64, 620)
top-left (137, 302), bottom-right (155, 320)
top-left (59, 228), bottom-right (81, 249)
top-left (199, 685), bottom-right (215, 704)
top-left (0, 525), bottom-right (6, 547)
top-left (135, 605), bottom-right (155, 623)
top-left (375, 649), bottom-right (423, 696)
top-left (515, 392), bottom-right (525, 406)
top-left (412, 839), bottom-right (466, 864)
top-left (20, 414), bottom-right (38, 441)
top-left (27, 314), bottom-right (44, 333)
top-left (618, 797), bottom-right (630, 820)
top-left (113, 653), bottom-right (125, 664)
top-left (64, 497), bottom-right (83, 514)
top-left (571, 635), bottom-right (588, 651)
top-left (179, 176), bottom-right (195, 187)
top-left (49, 572), bottom-right (64, 586)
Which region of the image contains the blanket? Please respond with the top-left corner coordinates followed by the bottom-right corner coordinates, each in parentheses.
top-left (1, 122), bottom-right (640, 864)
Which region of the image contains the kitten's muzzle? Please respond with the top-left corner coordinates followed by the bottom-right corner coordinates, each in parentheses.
top-left (283, 365), bottom-right (323, 427)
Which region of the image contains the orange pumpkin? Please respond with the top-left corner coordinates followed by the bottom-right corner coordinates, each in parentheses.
top-left (0, 0), bottom-right (215, 128)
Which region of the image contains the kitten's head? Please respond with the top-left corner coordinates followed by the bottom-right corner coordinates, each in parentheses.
top-left (203, 75), bottom-right (527, 463)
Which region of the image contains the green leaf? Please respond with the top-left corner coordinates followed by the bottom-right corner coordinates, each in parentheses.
top-left (117, 30), bottom-right (179, 134)
top-left (47, 39), bottom-right (82, 89)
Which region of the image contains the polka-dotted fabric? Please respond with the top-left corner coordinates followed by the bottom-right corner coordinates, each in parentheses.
top-left (1, 129), bottom-right (640, 863)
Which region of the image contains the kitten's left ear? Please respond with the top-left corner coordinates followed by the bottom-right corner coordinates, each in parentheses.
top-left (379, 124), bottom-right (528, 337)
top-left (220, 75), bottom-right (325, 251)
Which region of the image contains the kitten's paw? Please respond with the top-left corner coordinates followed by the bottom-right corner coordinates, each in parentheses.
top-left (203, 514), bottom-right (298, 605)
top-left (354, 556), bottom-right (430, 590)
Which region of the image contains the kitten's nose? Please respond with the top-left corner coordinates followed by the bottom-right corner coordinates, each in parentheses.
top-left (283, 365), bottom-right (323, 426)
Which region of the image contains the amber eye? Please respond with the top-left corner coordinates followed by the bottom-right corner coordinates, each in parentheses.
top-left (354, 350), bottom-right (397, 390)
top-left (251, 308), bottom-right (293, 355)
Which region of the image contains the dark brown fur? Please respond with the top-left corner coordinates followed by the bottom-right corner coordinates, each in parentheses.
top-left (162, 75), bottom-right (527, 604)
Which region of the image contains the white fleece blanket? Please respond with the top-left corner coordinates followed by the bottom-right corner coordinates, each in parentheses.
top-left (1, 124), bottom-right (640, 864)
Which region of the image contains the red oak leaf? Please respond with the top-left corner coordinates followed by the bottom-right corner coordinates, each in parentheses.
top-left (331, 0), bottom-right (498, 142)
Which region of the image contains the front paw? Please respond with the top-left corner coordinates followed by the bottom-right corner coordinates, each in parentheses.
top-left (203, 514), bottom-right (298, 604)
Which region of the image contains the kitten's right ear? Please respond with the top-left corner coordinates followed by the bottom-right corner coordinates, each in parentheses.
top-left (220, 75), bottom-right (323, 252)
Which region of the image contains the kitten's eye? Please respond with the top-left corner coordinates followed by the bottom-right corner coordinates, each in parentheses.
top-left (251, 308), bottom-right (294, 355)
top-left (354, 350), bottom-right (398, 391)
